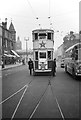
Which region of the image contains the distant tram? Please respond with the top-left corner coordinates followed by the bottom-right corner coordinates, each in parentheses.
top-left (32, 29), bottom-right (54, 75)
top-left (64, 42), bottom-right (81, 78)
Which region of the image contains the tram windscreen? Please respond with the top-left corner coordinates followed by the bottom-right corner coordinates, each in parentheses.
top-left (39, 52), bottom-right (46, 58)
top-left (39, 33), bottom-right (46, 39)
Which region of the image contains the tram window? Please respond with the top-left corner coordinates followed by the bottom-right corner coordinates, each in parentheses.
top-left (35, 33), bottom-right (38, 40)
top-left (35, 51), bottom-right (38, 60)
top-left (47, 33), bottom-right (51, 39)
top-left (51, 33), bottom-right (53, 40)
top-left (48, 51), bottom-right (51, 59)
top-left (75, 54), bottom-right (78, 60)
top-left (79, 49), bottom-right (81, 60)
top-left (39, 52), bottom-right (46, 58)
top-left (39, 33), bottom-right (46, 39)
top-left (75, 50), bottom-right (78, 60)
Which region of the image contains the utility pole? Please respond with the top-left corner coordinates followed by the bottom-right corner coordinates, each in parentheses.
top-left (24, 37), bottom-right (29, 63)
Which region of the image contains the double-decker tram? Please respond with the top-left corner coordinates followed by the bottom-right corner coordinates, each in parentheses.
top-left (32, 29), bottom-right (54, 75)
top-left (64, 42), bottom-right (81, 78)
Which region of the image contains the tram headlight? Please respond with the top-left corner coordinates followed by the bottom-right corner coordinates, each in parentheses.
top-left (75, 66), bottom-right (78, 70)
top-left (77, 69), bottom-right (79, 73)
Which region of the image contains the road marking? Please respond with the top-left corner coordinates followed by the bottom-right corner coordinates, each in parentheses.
top-left (11, 85), bottom-right (28, 119)
top-left (0, 85), bottom-right (27, 105)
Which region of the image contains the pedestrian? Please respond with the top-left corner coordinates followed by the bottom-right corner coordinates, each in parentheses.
top-left (52, 58), bottom-right (56, 76)
top-left (22, 58), bottom-right (25, 65)
top-left (28, 58), bottom-right (33, 75)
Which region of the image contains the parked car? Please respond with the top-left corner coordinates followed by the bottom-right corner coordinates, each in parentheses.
top-left (61, 59), bottom-right (65, 68)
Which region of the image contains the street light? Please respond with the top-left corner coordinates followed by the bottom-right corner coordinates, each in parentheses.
top-left (24, 37), bottom-right (29, 63)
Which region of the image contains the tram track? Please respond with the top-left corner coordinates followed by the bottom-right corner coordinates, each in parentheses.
top-left (10, 75), bottom-right (51, 119)
top-left (2, 75), bottom-right (65, 119)
top-left (50, 81), bottom-right (65, 120)
top-left (28, 76), bottom-right (51, 119)
top-left (28, 76), bottom-right (65, 120)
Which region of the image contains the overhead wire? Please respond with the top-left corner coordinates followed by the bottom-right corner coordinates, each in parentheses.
top-left (26, 0), bottom-right (54, 29)
top-left (26, 0), bottom-right (40, 28)
top-left (48, 0), bottom-right (53, 29)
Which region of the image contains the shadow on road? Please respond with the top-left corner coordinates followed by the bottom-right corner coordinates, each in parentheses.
top-left (34, 72), bottom-right (52, 76)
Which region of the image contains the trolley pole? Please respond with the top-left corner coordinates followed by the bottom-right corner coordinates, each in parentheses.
top-left (24, 37), bottom-right (29, 63)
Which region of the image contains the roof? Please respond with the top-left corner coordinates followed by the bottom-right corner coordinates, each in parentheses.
top-left (64, 33), bottom-right (79, 40)
top-left (65, 42), bottom-right (81, 52)
top-left (9, 22), bottom-right (15, 32)
top-left (32, 29), bottom-right (54, 33)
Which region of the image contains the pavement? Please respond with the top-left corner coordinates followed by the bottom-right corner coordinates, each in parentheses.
top-left (0, 62), bottom-right (60, 71)
top-left (1, 62), bottom-right (22, 70)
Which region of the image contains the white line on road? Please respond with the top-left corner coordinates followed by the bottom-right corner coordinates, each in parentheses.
top-left (11, 85), bottom-right (28, 119)
top-left (0, 85), bottom-right (27, 105)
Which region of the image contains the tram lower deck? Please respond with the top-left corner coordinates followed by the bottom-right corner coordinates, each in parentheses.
top-left (33, 50), bottom-right (53, 73)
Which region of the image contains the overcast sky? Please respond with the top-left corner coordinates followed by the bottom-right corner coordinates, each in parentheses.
top-left (0, 0), bottom-right (80, 50)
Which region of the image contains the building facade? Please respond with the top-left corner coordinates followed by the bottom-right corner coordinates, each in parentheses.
top-left (2, 19), bottom-right (16, 65)
top-left (16, 36), bottom-right (22, 50)
top-left (56, 44), bottom-right (64, 61)
top-left (63, 31), bottom-right (79, 52)
top-left (57, 31), bottom-right (80, 61)
top-left (0, 26), bottom-right (2, 65)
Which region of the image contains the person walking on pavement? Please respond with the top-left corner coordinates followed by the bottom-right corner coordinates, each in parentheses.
top-left (22, 58), bottom-right (25, 65)
top-left (52, 58), bottom-right (56, 76)
top-left (28, 58), bottom-right (33, 75)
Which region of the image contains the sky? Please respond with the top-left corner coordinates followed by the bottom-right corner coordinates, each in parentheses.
top-left (0, 0), bottom-right (80, 50)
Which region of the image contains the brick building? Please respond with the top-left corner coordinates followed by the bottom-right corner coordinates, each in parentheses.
top-left (56, 31), bottom-right (80, 61)
top-left (63, 31), bottom-right (79, 51)
top-left (2, 19), bottom-right (17, 65)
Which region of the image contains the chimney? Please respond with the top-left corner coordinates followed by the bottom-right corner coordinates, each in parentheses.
top-left (5, 18), bottom-right (7, 29)
top-left (70, 31), bottom-right (74, 35)
top-left (2, 18), bottom-right (7, 29)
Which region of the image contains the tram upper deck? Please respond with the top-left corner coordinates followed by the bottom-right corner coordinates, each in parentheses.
top-left (32, 29), bottom-right (54, 50)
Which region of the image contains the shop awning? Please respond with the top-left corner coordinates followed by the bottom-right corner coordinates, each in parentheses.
top-left (11, 50), bottom-right (20, 57)
top-left (4, 54), bottom-right (16, 57)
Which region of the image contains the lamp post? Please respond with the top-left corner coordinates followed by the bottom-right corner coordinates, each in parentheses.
top-left (24, 37), bottom-right (29, 63)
